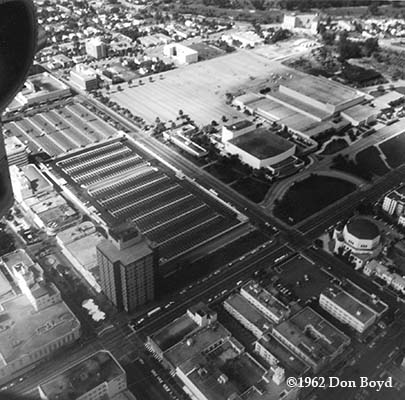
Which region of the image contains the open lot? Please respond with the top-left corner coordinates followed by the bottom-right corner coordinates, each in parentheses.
top-left (275, 255), bottom-right (332, 302)
top-left (110, 41), bottom-right (313, 126)
top-left (273, 175), bottom-right (357, 224)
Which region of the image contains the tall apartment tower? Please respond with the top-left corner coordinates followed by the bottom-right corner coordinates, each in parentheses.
top-left (97, 223), bottom-right (157, 312)
top-left (85, 37), bottom-right (107, 60)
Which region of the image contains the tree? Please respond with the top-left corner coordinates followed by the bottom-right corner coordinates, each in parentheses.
top-left (178, 109), bottom-right (184, 117)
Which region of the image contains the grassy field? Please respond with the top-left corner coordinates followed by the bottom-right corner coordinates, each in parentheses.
top-left (274, 175), bottom-right (357, 224)
top-left (355, 146), bottom-right (390, 176)
top-left (205, 162), bottom-right (244, 184)
top-left (110, 42), bottom-right (313, 126)
top-left (320, 138), bottom-right (349, 155)
top-left (231, 176), bottom-right (272, 203)
top-left (379, 132), bottom-right (405, 168)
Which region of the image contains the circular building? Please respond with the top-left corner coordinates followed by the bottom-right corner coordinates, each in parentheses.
top-left (342, 217), bottom-right (380, 253)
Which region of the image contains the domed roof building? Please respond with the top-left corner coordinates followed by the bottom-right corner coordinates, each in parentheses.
top-left (333, 217), bottom-right (382, 268)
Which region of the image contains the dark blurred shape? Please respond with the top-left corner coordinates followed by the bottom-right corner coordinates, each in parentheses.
top-left (0, 0), bottom-right (39, 219)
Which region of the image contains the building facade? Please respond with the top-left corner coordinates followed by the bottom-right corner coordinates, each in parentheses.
top-left (85, 37), bottom-right (107, 60)
top-left (319, 284), bottom-right (388, 333)
top-left (97, 224), bottom-right (157, 312)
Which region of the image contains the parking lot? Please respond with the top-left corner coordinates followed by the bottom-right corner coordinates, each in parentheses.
top-left (273, 254), bottom-right (332, 302)
top-left (4, 102), bottom-right (117, 157)
top-left (55, 139), bottom-right (242, 262)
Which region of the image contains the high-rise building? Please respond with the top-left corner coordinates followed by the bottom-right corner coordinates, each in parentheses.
top-left (85, 37), bottom-right (108, 60)
top-left (97, 223), bottom-right (157, 312)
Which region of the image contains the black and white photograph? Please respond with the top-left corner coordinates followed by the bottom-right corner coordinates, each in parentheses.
top-left (1, 1), bottom-right (405, 400)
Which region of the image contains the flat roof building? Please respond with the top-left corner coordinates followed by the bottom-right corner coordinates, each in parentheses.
top-left (224, 293), bottom-right (274, 338)
top-left (57, 221), bottom-right (104, 293)
top-left (222, 119), bottom-right (255, 142)
top-left (320, 282), bottom-right (388, 333)
top-left (272, 307), bottom-right (350, 373)
top-left (0, 250), bottom-right (80, 381)
top-left (4, 136), bottom-right (28, 168)
top-left (38, 350), bottom-right (126, 400)
top-left (224, 128), bottom-right (296, 170)
top-left (97, 224), bottom-right (157, 312)
top-left (279, 75), bottom-right (364, 114)
top-left (70, 64), bottom-right (99, 91)
top-left (240, 280), bottom-right (290, 324)
top-left (163, 43), bottom-right (198, 64)
top-left (255, 333), bottom-right (310, 378)
top-left (147, 303), bottom-right (299, 400)
top-left (15, 72), bottom-right (71, 106)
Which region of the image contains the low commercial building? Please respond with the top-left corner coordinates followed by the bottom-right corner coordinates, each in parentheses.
top-left (70, 64), bottom-right (99, 91)
top-left (235, 73), bottom-right (368, 140)
top-left (3, 249), bottom-right (61, 311)
top-left (38, 350), bottom-right (126, 400)
top-left (163, 43), bottom-right (198, 64)
top-left (163, 127), bottom-right (208, 158)
top-left (11, 164), bottom-right (81, 235)
top-left (147, 303), bottom-right (217, 361)
top-left (4, 136), bottom-right (28, 168)
top-left (221, 119), bottom-right (254, 142)
top-left (224, 127), bottom-right (296, 170)
top-left (272, 307), bottom-right (350, 373)
top-left (240, 280), bottom-right (290, 324)
top-left (148, 303), bottom-right (298, 400)
top-left (364, 260), bottom-right (405, 295)
top-left (319, 282), bottom-right (388, 333)
top-left (56, 221), bottom-right (105, 293)
top-left (222, 31), bottom-right (264, 48)
top-left (224, 293), bottom-right (273, 338)
top-left (15, 72), bottom-right (71, 106)
top-left (0, 250), bottom-right (80, 381)
top-left (255, 333), bottom-right (310, 378)
top-left (382, 185), bottom-right (405, 216)
top-left (341, 104), bottom-right (377, 127)
top-left (282, 13), bottom-right (319, 34)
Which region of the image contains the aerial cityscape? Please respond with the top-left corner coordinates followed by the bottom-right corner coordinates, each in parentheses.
top-left (4, 1), bottom-right (405, 400)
